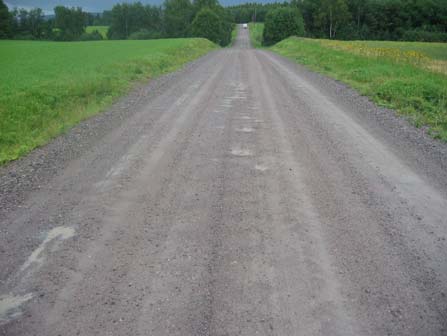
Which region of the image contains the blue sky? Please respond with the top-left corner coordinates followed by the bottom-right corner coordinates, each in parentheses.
top-left (5, 0), bottom-right (265, 12)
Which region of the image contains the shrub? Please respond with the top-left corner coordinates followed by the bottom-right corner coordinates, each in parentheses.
top-left (12, 34), bottom-right (36, 40)
top-left (191, 7), bottom-right (228, 46)
top-left (79, 30), bottom-right (103, 41)
top-left (401, 30), bottom-right (447, 43)
top-left (263, 7), bottom-right (305, 46)
top-left (0, 0), bottom-right (11, 39)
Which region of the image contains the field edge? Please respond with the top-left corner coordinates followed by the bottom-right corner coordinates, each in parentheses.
top-left (270, 37), bottom-right (447, 141)
top-left (0, 38), bottom-right (218, 165)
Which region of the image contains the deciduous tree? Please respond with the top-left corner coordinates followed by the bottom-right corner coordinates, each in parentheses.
top-left (191, 7), bottom-right (222, 44)
top-left (315, 0), bottom-right (350, 38)
top-left (0, 0), bottom-right (11, 38)
top-left (263, 7), bottom-right (305, 45)
top-left (163, 0), bottom-right (194, 37)
top-left (54, 6), bottom-right (87, 41)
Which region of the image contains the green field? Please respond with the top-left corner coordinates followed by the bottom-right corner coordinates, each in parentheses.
top-left (248, 23), bottom-right (264, 48)
top-left (261, 34), bottom-right (447, 140)
top-left (86, 26), bottom-right (109, 39)
top-left (0, 39), bottom-right (216, 164)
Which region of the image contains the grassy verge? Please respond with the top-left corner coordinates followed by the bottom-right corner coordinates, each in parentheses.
top-left (0, 38), bottom-right (217, 164)
top-left (271, 37), bottom-right (447, 140)
top-left (248, 22), bottom-right (264, 48)
top-left (86, 26), bottom-right (109, 39)
top-left (230, 24), bottom-right (238, 46)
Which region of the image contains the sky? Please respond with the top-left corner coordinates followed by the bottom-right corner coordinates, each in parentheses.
top-left (5, 0), bottom-right (264, 12)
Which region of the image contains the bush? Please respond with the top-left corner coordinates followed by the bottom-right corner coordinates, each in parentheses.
top-left (79, 30), bottom-right (103, 41)
top-left (12, 34), bottom-right (36, 40)
top-left (191, 8), bottom-right (219, 43)
top-left (0, 0), bottom-right (11, 38)
top-left (191, 7), bottom-right (229, 46)
top-left (128, 29), bottom-right (163, 40)
top-left (263, 7), bottom-right (305, 46)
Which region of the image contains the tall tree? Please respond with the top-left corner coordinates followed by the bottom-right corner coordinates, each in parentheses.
top-left (263, 7), bottom-right (305, 45)
top-left (108, 3), bottom-right (135, 39)
top-left (54, 6), bottom-right (86, 41)
top-left (27, 8), bottom-right (45, 39)
top-left (315, 0), bottom-right (350, 38)
top-left (191, 7), bottom-right (223, 44)
top-left (193, 0), bottom-right (219, 12)
top-left (163, 0), bottom-right (194, 37)
top-left (0, 0), bottom-right (11, 38)
top-left (108, 2), bottom-right (163, 40)
top-left (347, 0), bottom-right (365, 30)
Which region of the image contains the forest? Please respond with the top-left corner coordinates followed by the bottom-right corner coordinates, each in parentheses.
top-left (0, 0), bottom-right (446, 43)
top-left (0, 0), bottom-right (234, 45)
top-left (230, 0), bottom-right (447, 41)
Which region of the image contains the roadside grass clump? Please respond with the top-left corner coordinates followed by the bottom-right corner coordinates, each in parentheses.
top-left (248, 22), bottom-right (264, 48)
top-left (271, 37), bottom-right (447, 141)
top-left (230, 25), bottom-right (238, 46)
top-left (86, 26), bottom-right (109, 39)
top-left (0, 38), bottom-right (217, 164)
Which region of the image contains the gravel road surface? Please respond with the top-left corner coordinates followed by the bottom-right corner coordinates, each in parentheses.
top-left (1, 26), bottom-right (447, 336)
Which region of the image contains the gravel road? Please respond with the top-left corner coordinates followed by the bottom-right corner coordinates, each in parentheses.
top-left (1, 26), bottom-right (447, 336)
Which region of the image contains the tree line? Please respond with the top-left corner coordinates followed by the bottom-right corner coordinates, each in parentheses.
top-left (1, 0), bottom-right (446, 43)
top-left (0, 1), bottom-right (104, 41)
top-left (0, 0), bottom-right (233, 45)
top-left (105, 0), bottom-right (233, 45)
top-left (229, 0), bottom-right (447, 42)
top-left (226, 2), bottom-right (290, 23)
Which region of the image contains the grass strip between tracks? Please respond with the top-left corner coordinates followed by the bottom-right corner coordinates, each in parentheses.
top-left (0, 38), bottom-right (217, 165)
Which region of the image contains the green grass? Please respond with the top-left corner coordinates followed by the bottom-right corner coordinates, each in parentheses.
top-left (248, 22), bottom-right (264, 48)
top-left (271, 37), bottom-right (447, 140)
top-left (0, 38), bottom-right (217, 164)
top-left (86, 26), bottom-right (109, 39)
top-left (230, 25), bottom-right (238, 46)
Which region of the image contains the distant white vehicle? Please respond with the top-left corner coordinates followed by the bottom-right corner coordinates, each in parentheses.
top-left (243, 23), bottom-right (248, 29)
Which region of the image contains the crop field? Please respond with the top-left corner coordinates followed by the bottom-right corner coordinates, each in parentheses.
top-left (270, 37), bottom-right (447, 140)
top-left (86, 26), bottom-right (109, 39)
top-left (0, 39), bottom-right (216, 164)
top-left (317, 39), bottom-right (447, 75)
top-left (346, 40), bottom-right (447, 61)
